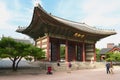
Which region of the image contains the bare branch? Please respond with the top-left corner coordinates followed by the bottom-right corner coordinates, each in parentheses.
top-left (9, 57), bottom-right (14, 62)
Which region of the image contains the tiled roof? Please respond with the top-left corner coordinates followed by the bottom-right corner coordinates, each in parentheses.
top-left (16, 3), bottom-right (116, 40)
top-left (99, 48), bottom-right (111, 54)
top-left (14, 39), bottom-right (31, 44)
top-left (52, 15), bottom-right (116, 35)
top-left (99, 46), bottom-right (120, 55)
top-left (37, 4), bottom-right (116, 35)
top-left (0, 37), bottom-right (32, 44)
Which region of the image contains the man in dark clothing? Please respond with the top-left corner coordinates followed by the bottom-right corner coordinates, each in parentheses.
top-left (106, 62), bottom-right (110, 74)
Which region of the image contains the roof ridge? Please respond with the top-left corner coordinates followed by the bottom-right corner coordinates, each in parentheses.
top-left (35, 3), bottom-right (116, 34)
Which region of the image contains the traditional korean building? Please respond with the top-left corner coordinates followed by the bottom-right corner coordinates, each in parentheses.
top-left (16, 3), bottom-right (116, 62)
top-left (100, 43), bottom-right (120, 61)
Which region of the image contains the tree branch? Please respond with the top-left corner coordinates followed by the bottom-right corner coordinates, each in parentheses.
top-left (15, 57), bottom-right (23, 70)
top-left (9, 57), bottom-right (14, 62)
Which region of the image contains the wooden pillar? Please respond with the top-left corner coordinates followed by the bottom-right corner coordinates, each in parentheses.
top-left (76, 43), bottom-right (82, 61)
top-left (57, 44), bottom-right (60, 61)
top-left (40, 39), bottom-right (42, 48)
top-left (65, 40), bottom-right (68, 62)
top-left (93, 43), bottom-right (96, 61)
top-left (82, 42), bottom-right (86, 62)
top-left (46, 36), bottom-right (50, 61)
top-left (51, 42), bottom-right (60, 61)
top-left (65, 41), bottom-right (77, 62)
top-left (73, 44), bottom-right (76, 61)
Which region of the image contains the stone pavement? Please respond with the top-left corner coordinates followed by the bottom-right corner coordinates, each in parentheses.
top-left (0, 66), bottom-right (120, 80)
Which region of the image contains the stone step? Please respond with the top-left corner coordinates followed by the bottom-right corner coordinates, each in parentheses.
top-left (47, 62), bottom-right (105, 71)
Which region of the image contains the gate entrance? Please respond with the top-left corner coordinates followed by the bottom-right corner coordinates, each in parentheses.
top-left (16, 3), bottom-right (116, 62)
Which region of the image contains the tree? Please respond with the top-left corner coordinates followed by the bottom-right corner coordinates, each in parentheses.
top-left (25, 45), bottom-right (45, 61)
top-left (96, 48), bottom-right (100, 61)
top-left (0, 37), bottom-right (45, 71)
top-left (105, 52), bottom-right (120, 62)
top-left (105, 52), bottom-right (115, 61)
top-left (60, 46), bottom-right (65, 59)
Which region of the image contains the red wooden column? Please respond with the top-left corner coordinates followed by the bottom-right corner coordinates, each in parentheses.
top-left (51, 42), bottom-right (60, 61)
top-left (46, 36), bottom-right (50, 61)
top-left (40, 39), bottom-right (42, 48)
top-left (65, 40), bottom-right (68, 62)
top-left (82, 42), bottom-right (86, 62)
top-left (93, 43), bottom-right (96, 61)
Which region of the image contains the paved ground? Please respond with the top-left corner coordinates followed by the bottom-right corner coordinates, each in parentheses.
top-left (0, 66), bottom-right (120, 80)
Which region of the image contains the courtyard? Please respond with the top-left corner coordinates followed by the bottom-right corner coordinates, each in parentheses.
top-left (0, 66), bottom-right (120, 80)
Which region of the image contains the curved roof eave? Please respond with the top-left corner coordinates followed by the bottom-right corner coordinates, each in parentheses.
top-left (52, 15), bottom-right (116, 35)
top-left (16, 3), bottom-right (116, 38)
top-left (35, 4), bottom-right (116, 36)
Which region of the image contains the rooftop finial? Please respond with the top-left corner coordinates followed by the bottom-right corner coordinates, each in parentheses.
top-left (34, 0), bottom-right (39, 7)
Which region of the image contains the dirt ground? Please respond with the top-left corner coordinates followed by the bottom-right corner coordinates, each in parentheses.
top-left (0, 66), bottom-right (120, 80)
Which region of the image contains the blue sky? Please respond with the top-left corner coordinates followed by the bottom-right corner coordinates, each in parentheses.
top-left (0, 0), bottom-right (120, 49)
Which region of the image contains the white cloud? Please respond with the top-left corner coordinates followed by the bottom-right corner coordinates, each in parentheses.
top-left (14, 0), bottom-right (21, 10)
top-left (32, 0), bottom-right (43, 7)
top-left (0, 1), bottom-right (30, 39)
top-left (82, 15), bottom-right (120, 27)
top-left (80, 0), bottom-right (120, 48)
top-left (82, 0), bottom-right (120, 14)
top-left (0, 4), bottom-right (15, 37)
top-left (81, 0), bottom-right (120, 27)
top-left (0, 0), bottom-right (119, 48)
top-left (0, 2), bottom-right (14, 30)
top-left (96, 33), bottom-right (120, 49)
top-left (55, 0), bottom-right (120, 48)
top-left (55, 0), bottom-right (84, 20)
top-left (55, 0), bottom-right (120, 28)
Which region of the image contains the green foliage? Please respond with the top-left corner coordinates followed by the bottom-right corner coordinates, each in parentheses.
top-left (105, 52), bottom-right (120, 62)
top-left (25, 57), bottom-right (33, 62)
top-left (0, 37), bottom-right (31, 58)
top-left (26, 45), bottom-right (45, 60)
top-left (0, 37), bottom-right (45, 71)
top-left (0, 37), bottom-right (17, 58)
top-left (96, 48), bottom-right (100, 61)
top-left (60, 46), bottom-right (65, 58)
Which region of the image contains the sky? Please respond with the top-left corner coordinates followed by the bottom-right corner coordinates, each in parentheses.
top-left (0, 0), bottom-right (120, 49)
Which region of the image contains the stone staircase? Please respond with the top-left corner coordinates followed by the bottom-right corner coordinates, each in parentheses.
top-left (0, 60), bottom-right (105, 72)
top-left (36, 62), bottom-right (106, 72)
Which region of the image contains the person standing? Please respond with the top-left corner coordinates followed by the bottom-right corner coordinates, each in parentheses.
top-left (57, 62), bottom-right (60, 66)
top-left (67, 62), bottom-right (72, 73)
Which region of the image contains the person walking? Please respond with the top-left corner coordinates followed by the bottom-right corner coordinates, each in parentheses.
top-left (106, 62), bottom-right (110, 74)
top-left (110, 61), bottom-right (114, 74)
